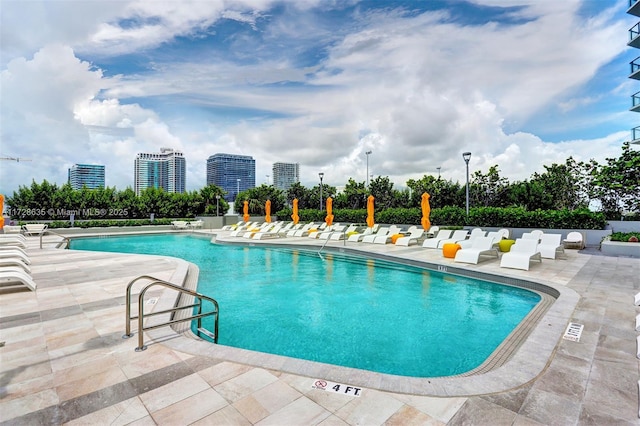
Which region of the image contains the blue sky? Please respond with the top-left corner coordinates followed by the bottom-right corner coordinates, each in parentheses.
top-left (0, 0), bottom-right (636, 196)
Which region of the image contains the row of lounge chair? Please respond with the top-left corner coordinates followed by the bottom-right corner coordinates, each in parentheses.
top-left (220, 222), bottom-right (578, 270)
top-left (0, 234), bottom-right (36, 291)
top-left (171, 220), bottom-right (203, 229)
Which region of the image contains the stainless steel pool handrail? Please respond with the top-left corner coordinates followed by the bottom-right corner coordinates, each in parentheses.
top-left (123, 275), bottom-right (219, 351)
top-left (39, 230), bottom-right (70, 249)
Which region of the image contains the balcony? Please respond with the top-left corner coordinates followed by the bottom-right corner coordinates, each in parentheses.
top-left (631, 57), bottom-right (640, 80)
top-left (632, 92), bottom-right (640, 112)
top-left (629, 0), bottom-right (640, 18)
top-left (629, 23), bottom-right (640, 48)
top-left (632, 126), bottom-right (640, 145)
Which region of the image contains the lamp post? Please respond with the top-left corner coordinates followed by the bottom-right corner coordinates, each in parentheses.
top-left (365, 150), bottom-right (372, 187)
top-left (437, 166), bottom-right (441, 179)
top-left (319, 172), bottom-right (324, 210)
top-left (462, 152), bottom-right (471, 216)
top-left (215, 195), bottom-right (220, 216)
top-left (266, 175), bottom-right (270, 185)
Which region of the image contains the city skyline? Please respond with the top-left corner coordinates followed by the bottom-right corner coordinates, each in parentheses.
top-left (1, 1), bottom-right (635, 196)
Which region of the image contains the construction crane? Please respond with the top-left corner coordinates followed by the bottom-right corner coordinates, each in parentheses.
top-left (0, 156), bottom-right (32, 162)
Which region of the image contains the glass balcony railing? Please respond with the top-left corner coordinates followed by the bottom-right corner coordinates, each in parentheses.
top-left (632, 126), bottom-right (640, 142)
top-left (630, 23), bottom-right (640, 47)
top-left (632, 57), bottom-right (640, 75)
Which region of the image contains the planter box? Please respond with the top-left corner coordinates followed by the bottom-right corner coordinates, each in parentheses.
top-left (601, 240), bottom-right (640, 258)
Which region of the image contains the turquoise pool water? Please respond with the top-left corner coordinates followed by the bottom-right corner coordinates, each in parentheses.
top-left (71, 234), bottom-right (541, 377)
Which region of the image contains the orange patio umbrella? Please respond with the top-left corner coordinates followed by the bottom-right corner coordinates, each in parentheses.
top-left (421, 192), bottom-right (431, 230)
top-left (243, 200), bottom-right (250, 222)
top-left (291, 198), bottom-right (299, 224)
top-left (325, 197), bottom-right (334, 227)
top-left (366, 195), bottom-right (375, 228)
top-left (265, 200), bottom-right (271, 223)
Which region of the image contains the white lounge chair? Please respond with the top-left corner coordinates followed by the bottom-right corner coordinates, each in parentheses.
top-left (0, 236), bottom-right (27, 249)
top-left (563, 231), bottom-right (584, 250)
top-left (422, 230), bottom-right (454, 248)
top-left (538, 233), bottom-right (565, 259)
top-left (22, 223), bottom-right (47, 236)
top-left (347, 225), bottom-right (379, 242)
top-left (454, 236), bottom-right (500, 265)
top-left (317, 224), bottom-right (345, 240)
top-left (308, 223), bottom-right (331, 238)
top-left (457, 228), bottom-right (487, 249)
top-left (288, 222), bottom-right (315, 237)
top-left (0, 249), bottom-right (31, 265)
top-left (171, 220), bottom-right (189, 230)
top-left (252, 223), bottom-right (284, 239)
top-left (434, 230), bottom-right (470, 248)
top-left (425, 225), bottom-right (440, 238)
top-left (0, 269), bottom-right (37, 291)
top-left (521, 231), bottom-right (543, 243)
top-left (372, 226), bottom-right (403, 244)
top-left (499, 239), bottom-right (542, 271)
top-left (188, 220), bottom-right (203, 229)
top-left (327, 224), bottom-right (357, 240)
top-left (395, 228), bottom-right (425, 246)
top-left (362, 226), bottom-right (391, 243)
top-left (0, 258), bottom-right (31, 273)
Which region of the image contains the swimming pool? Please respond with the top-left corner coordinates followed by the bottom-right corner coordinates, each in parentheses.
top-left (72, 234), bottom-right (542, 377)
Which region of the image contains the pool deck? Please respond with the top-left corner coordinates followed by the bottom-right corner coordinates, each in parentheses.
top-left (1, 229), bottom-right (639, 425)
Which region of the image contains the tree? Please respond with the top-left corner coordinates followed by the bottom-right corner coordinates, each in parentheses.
top-left (407, 176), bottom-right (463, 210)
top-left (200, 184), bottom-right (228, 215)
top-left (335, 178), bottom-right (367, 209)
top-left (470, 165), bottom-right (510, 208)
top-left (236, 184), bottom-right (287, 214)
top-left (587, 142), bottom-right (640, 217)
top-left (369, 176), bottom-right (395, 209)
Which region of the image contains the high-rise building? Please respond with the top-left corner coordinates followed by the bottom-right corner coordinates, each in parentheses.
top-left (206, 153), bottom-right (255, 201)
top-left (134, 148), bottom-right (186, 195)
top-left (272, 162), bottom-right (299, 191)
top-left (628, 0), bottom-right (640, 144)
top-left (68, 164), bottom-right (105, 189)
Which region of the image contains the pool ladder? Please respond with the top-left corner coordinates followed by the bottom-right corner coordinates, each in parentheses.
top-left (123, 275), bottom-right (219, 351)
top-left (317, 227), bottom-right (348, 260)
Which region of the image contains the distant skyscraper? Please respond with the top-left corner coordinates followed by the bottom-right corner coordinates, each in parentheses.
top-left (272, 162), bottom-right (299, 191)
top-left (68, 164), bottom-right (105, 189)
top-left (206, 153), bottom-right (255, 201)
top-left (134, 148), bottom-right (186, 195)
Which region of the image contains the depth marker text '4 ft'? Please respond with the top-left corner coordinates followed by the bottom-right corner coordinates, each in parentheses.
top-left (312, 379), bottom-right (362, 397)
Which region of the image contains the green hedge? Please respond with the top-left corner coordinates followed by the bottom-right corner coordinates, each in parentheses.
top-left (276, 206), bottom-right (607, 229)
top-left (610, 232), bottom-right (640, 242)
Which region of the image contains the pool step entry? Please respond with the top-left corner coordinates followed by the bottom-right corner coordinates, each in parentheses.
top-left (123, 275), bottom-right (219, 351)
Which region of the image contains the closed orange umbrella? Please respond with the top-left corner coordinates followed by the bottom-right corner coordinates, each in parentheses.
top-left (366, 195), bottom-right (375, 228)
top-left (325, 197), bottom-right (334, 227)
top-left (0, 194), bottom-right (4, 230)
top-left (243, 200), bottom-right (250, 222)
top-left (291, 198), bottom-right (299, 224)
top-left (265, 200), bottom-right (271, 223)
top-left (421, 192), bottom-right (431, 230)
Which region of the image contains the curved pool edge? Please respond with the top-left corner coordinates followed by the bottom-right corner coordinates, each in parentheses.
top-left (143, 231), bottom-right (581, 397)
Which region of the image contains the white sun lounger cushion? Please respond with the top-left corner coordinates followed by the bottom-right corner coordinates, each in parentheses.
top-left (636, 314), bottom-right (640, 332)
top-left (635, 292), bottom-right (640, 306)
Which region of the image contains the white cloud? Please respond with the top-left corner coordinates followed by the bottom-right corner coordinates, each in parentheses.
top-left (0, 0), bottom-right (633, 197)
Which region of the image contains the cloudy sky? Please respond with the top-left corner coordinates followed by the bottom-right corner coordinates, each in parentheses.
top-left (0, 0), bottom-right (635, 195)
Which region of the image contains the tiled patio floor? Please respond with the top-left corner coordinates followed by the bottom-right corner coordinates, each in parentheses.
top-left (1, 229), bottom-right (639, 425)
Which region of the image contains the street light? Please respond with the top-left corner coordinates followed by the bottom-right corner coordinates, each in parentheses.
top-left (319, 172), bottom-right (324, 210)
top-left (462, 152), bottom-right (471, 216)
top-left (266, 174), bottom-right (270, 185)
top-left (437, 167), bottom-right (441, 179)
top-left (365, 150), bottom-right (372, 187)
top-left (215, 194), bottom-right (220, 216)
